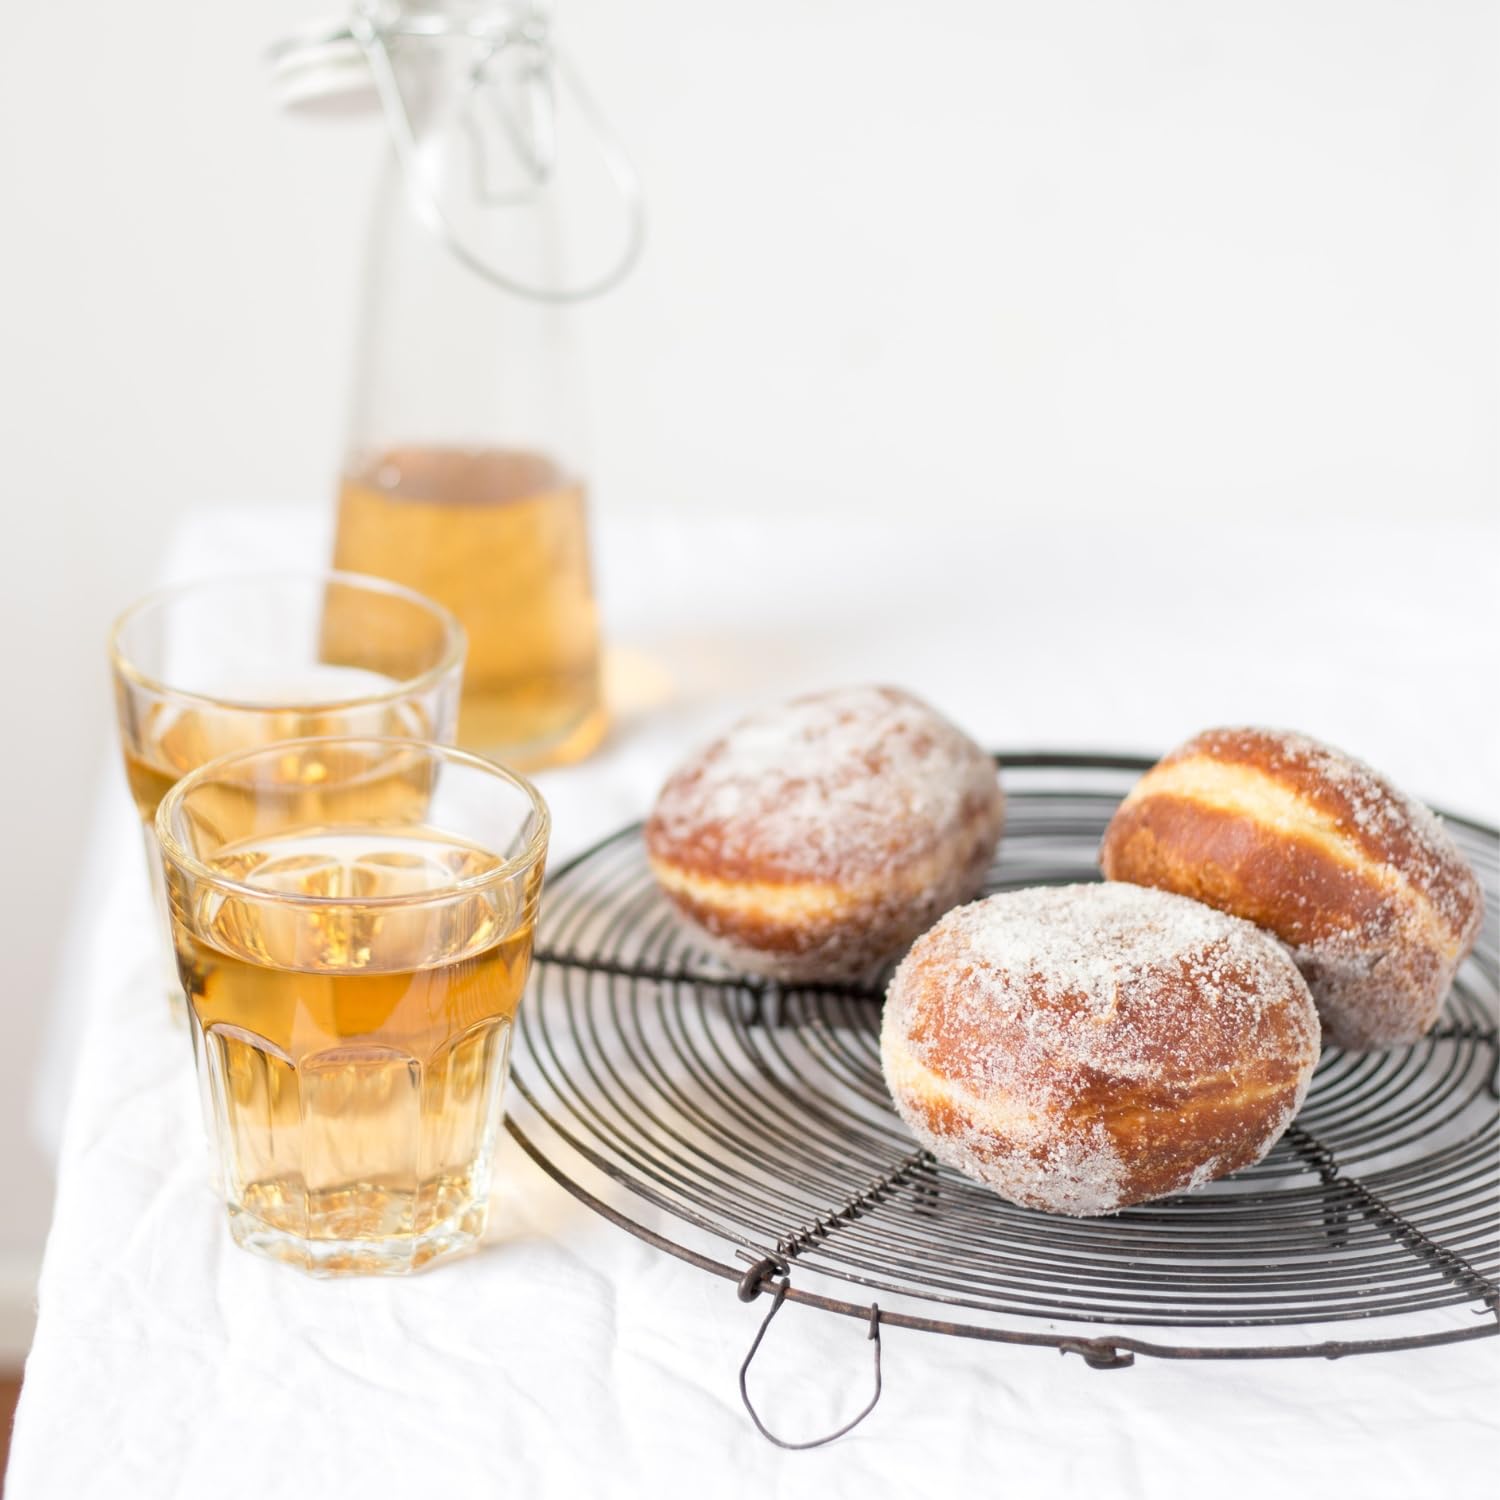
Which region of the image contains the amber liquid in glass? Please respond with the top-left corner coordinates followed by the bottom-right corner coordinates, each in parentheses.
top-left (333, 447), bottom-right (605, 767)
top-left (176, 827), bottom-right (536, 1275)
top-left (119, 667), bottom-right (429, 825)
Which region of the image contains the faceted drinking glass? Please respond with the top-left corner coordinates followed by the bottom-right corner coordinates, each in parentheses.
top-left (109, 571), bottom-right (466, 996)
top-left (155, 737), bottom-right (549, 1276)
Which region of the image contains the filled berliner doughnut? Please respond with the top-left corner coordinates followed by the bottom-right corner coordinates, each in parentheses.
top-left (645, 685), bottom-right (1005, 982)
top-left (881, 883), bottom-right (1320, 1216)
top-left (1099, 728), bottom-right (1483, 1051)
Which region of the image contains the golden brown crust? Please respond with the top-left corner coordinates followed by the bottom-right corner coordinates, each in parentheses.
top-left (1101, 795), bottom-right (1399, 951)
top-left (896, 1063), bottom-right (1298, 1212)
top-left (1155, 729), bottom-right (1479, 922)
top-left (880, 883), bottom-right (1320, 1215)
top-left (647, 821), bottom-right (998, 976)
top-left (1100, 727), bottom-right (1483, 1050)
top-left (646, 686), bottom-right (1005, 981)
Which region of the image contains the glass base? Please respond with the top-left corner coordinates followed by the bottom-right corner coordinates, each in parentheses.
top-left (227, 1198), bottom-right (488, 1278)
top-left (462, 698), bottom-right (609, 772)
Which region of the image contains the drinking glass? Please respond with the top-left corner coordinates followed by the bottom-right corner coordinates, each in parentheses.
top-left (155, 737), bottom-right (550, 1276)
top-left (109, 571), bottom-right (466, 993)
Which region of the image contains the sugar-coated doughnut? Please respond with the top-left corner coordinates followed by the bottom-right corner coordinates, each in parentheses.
top-left (881, 883), bottom-right (1320, 1216)
top-left (645, 686), bottom-right (1005, 982)
top-left (1099, 728), bottom-right (1483, 1051)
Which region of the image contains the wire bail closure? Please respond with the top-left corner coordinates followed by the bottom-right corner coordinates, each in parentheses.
top-left (347, 0), bottom-right (644, 302)
top-left (736, 1258), bottom-right (883, 1450)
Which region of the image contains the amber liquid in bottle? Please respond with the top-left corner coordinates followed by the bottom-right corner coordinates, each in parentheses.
top-left (333, 446), bottom-right (606, 768)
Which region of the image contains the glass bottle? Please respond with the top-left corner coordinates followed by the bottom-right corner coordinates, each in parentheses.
top-left (274, 1), bottom-right (641, 768)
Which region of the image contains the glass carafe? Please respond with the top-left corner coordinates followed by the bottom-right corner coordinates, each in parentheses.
top-left (277, 1), bottom-right (641, 768)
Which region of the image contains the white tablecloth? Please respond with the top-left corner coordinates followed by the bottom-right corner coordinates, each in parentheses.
top-left (11, 510), bottom-right (1499, 1498)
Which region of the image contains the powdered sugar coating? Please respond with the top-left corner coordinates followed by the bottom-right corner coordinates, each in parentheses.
top-left (644, 687), bottom-right (1006, 981)
top-left (881, 883), bottom-right (1320, 1216)
top-left (646, 686), bottom-right (1004, 884)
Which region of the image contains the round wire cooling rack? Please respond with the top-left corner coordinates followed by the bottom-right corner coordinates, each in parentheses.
top-left (505, 752), bottom-right (1500, 1389)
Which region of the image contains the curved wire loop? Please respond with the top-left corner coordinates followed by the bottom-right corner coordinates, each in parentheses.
top-left (737, 1267), bottom-right (883, 1451)
top-left (349, 1), bottom-right (645, 302)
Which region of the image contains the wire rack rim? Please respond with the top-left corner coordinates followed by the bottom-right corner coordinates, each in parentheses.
top-left (512, 750), bottom-right (1500, 1365)
top-left (505, 1114), bottom-right (1500, 1362)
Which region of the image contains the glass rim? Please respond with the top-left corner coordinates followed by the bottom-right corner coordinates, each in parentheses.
top-left (154, 735), bottom-right (551, 909)
top-left (107, 569), bottom-right (467, 714)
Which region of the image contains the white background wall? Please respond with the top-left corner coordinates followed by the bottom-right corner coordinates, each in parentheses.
top-left (0, 1), bottom-right (1494, 1339)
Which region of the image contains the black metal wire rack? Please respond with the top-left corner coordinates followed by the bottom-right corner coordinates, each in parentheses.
top-left (505, 753), bottom-right (1500, 1374)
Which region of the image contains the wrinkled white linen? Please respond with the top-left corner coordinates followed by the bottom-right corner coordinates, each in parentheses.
top-left (11, 510), bottom-right (1498, 1498)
